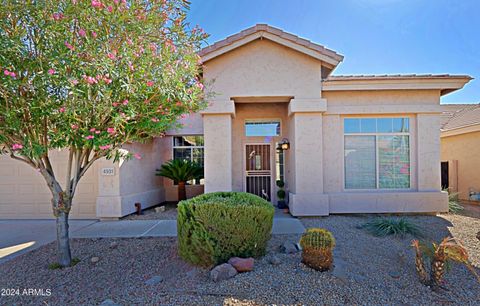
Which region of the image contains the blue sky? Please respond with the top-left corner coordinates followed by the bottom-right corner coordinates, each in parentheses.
top-left (187, 0), bottom-right (479, 104)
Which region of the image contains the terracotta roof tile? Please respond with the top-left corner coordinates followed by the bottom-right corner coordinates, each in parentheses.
top-left (441, 104), bottom-right (480, 131)
top-left (199, 24), bottom-right (344, 63)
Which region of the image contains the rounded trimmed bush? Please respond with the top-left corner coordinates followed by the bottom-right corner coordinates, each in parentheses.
top-left (177, 192), bottom-right (274, 267)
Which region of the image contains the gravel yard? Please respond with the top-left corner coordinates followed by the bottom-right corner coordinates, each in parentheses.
top-left (1, 213), bottom-right (478, 305)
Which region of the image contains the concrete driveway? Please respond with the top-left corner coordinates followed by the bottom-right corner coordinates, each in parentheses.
top-left (0, 220), bottom-right (96, 264)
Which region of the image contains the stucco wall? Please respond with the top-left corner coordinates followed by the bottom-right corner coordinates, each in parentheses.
top-left (203, 114), bottom-right (233, 193)
top-left (197, 37), bottom-right (447, 215)
top-left (441, 131), bottom-right (480, 200)
top-left (96, 139), bottom-right (165, 218)
top-left (0, 151), bottom-right (98, 219)
top-left (203, 39), bottom-right (322, 99)
top-left (323, 90), bottom-right (440, 106)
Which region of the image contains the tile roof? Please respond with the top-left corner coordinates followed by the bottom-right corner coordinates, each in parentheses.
top-left (326, 74), bottom-right (472, 81)
top-left (199, 24), bottom-right (344, 63)
top-left (441, 103), bottom-right (480, 131)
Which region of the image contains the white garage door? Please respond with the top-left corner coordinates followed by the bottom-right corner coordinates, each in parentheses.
top-left (0, 151), bottom-right (98, 219)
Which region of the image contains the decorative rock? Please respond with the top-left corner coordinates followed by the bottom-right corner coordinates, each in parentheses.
top-left (228, 257), bottom-right (254, 272)
top-left (268, 255), bottom-right (281, 266)
top-left (145, 275), bottom-right (163, 286)
top-left (90, 256), bottom-right (100, 263)
top-left (280, 241), bottom-right (299, 254)
top-left (99, 299), bottom-right (120, 306)
top-left (109, 241), bottom-right (118, 249)
top-left (210, 263), bottom-right (238, 282)
top-left (477, 231), bottom-right (480, 241)
top-left (155, 206), bottom-right (166, 213)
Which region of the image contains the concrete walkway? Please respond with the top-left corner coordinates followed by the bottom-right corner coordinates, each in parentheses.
top-left (0, 217), bottom-right (305, 264)
top-left (71, 218), bottom-right (306, 238)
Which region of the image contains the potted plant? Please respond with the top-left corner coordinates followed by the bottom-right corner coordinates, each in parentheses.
top-left (276, 180), bottom-right (287, 209)
top-left (156, 159), bottom-right (203, 202)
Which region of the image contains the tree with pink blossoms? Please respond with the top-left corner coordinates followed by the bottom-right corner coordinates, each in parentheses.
top-left (0, 0), bottom-right (207, 267)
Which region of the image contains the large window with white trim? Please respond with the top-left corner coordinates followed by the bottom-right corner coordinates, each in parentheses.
top-left (173, 136), bottom-right (204, 185)
top-left (344, 118), bottom-right (410, 189)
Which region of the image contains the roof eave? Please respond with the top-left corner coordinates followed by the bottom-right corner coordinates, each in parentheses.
top-left (322, 76), bottom-right (472, 94)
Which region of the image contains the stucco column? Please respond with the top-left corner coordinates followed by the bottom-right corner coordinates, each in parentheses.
top-left (96, 157), bottom-right (122, 219)
top-left (287, 98), bottom-right (329, 216)
top-left (201, 100), bottom-right (235, 193)
top-left (417, 114), bottom-right (442, 191)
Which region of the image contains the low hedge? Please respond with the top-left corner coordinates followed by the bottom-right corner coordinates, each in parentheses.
top-left (177, 192), bottom-right (274, 267)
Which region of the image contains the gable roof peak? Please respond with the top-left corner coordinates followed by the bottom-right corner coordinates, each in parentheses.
top-left (199, 24), bottom-right (343, 67)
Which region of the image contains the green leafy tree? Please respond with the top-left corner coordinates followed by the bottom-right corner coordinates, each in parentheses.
top-left (0, 0), bottom-right (207, 267)
top-left (156, 159), bottom-right (203, 201)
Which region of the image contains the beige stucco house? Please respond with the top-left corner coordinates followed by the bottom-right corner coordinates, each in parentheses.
top-left (0, 24), bottom-right (472, 219)
top-left (440, 104), bottom-right (480, 201)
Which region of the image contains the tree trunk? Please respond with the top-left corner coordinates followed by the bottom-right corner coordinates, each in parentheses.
top-left (55, 210), bottom-right (72, 267)
top-left (178, 181), bottom-right (187, 202)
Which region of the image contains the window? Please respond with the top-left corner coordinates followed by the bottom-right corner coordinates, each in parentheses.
top-left (173, 136), bottom-right (204, 185)
top-left (245, 120), bottom-right (280, 136)
top-left (344, 118), bottom-right (410, 189)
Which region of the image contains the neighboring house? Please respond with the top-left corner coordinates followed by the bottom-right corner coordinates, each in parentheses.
top-left (0, 24), bottom-right (472, 219)
top-left (440, 103), bottom-right (480, 201)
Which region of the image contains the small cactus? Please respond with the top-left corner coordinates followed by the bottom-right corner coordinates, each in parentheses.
top-left (299, 228), bottom-right (335, 271)
top-left (299, 228), bottom-right (335, 250)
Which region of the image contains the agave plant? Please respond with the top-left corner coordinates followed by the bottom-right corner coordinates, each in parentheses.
top-left (361, 217), bottom-right (422, 238)
top-left (411, 237), bottom-right (480, 290)
top-left (156, 159), bottom-right (203, 201)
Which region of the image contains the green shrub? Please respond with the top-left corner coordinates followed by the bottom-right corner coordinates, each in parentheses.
top-left (177, 192), bottom-right (274, 267)
top-left (277, 189), bottom-right (286, 199)
top-left (361, 217), bottom-right (422, 238)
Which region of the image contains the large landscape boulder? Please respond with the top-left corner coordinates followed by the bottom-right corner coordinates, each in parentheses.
top-left (228, 257), bottom-right (254, 272)
top-left (210, 263), bottom-right (238, 282)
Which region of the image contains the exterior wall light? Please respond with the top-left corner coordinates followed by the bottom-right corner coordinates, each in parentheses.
top-left (279, 138), bottom-right (290, 150)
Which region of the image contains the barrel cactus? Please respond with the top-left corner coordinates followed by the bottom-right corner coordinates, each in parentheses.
top-left (299, 228), bottom-right (336, 271)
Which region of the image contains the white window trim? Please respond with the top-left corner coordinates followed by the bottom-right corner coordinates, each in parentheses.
top-left (342, 117), bottom-right (413, 192)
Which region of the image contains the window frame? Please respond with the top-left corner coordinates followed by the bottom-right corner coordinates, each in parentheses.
top-left (172, 135), bottom-right (204, 185)
top-left (342, 116), bottom-right (413, 191)
top-left (244, 119), bottom-right (282, 137)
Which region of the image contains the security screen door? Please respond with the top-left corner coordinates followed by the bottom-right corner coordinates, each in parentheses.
top-left (245, 144), bottom-right (272, 201)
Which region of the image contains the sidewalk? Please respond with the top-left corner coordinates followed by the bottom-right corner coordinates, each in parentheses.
top-left (1, 217), bottom-right (305, 264)
top-left (71, 218), bottom-right (306, 238)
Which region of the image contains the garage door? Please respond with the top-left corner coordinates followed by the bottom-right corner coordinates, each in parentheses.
top-left (0, 151), bottom-right (98, 219)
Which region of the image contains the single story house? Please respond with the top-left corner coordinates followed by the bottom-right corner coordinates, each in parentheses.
top-left (0, 24), bottom-right (472, 219)
top-left (440, 103), bottom-right (480, 201)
